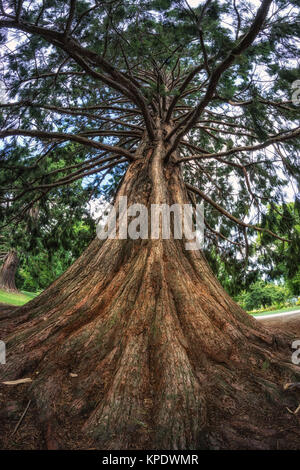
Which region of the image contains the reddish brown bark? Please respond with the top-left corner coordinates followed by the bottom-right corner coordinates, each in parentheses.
top-left (0, 135), bottom-right (299, 450)
top-left (0, 250), bottom-right (19, 292)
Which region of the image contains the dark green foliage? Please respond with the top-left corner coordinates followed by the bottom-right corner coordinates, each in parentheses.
top-left (0, 167), bottom-right (95, 291)
top-left (257, 202), bottom-right (300, 295)
top-left (236, 280), bottom-right (290, 311)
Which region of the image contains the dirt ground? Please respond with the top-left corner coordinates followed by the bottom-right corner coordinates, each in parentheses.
top-left (0, 305), bottom-right (299, 450)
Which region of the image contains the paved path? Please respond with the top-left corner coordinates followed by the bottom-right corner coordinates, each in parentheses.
top-left (254, 309), bottom-right (300, 320)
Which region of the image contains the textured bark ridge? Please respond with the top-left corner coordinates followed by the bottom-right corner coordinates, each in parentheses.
top-left (0, 139), bottom-right (299, 450)
top-left (0, 250), bottom-right (19, 292)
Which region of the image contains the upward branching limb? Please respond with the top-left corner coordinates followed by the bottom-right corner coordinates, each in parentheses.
top-left (64, 0), bottom-right (76, 38)
top-left (165, 0), bottom-right (274, 157)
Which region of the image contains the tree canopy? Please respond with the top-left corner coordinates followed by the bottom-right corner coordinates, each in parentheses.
top-left (0, 0), bottom-right (299, 257)
top-left (1, 1), bottom-right (300, 451)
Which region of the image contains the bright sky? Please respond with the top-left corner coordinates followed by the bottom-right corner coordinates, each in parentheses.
top-left (187, 0), bottom-right (262, 10)
top-left (187, 0), bottom-right (201, 6)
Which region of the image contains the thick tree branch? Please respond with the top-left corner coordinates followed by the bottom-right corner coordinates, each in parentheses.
top-left (0, 129), bottom-right (136, 160)
top-left (64, 0), bottom-right (76, 38)
top-left (178, 127), bottom-right (300, 162)
top-left (165, 63), bottom-right (208, 122)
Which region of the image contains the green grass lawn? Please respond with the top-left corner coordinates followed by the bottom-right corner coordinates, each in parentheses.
top-left (251, 305), bottom-right (300, 317)
top-left (1, 286), bottom-right (299, 315)
top-left (0, 289), bottom-right (39, 306)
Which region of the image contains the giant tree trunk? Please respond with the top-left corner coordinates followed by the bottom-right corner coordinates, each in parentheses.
top-left (0, 134), bottom-right (299, 450)
top-left (0, 250), bottom-right (19, 292)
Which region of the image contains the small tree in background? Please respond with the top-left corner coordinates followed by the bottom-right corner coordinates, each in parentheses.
top-left (0, 152), bottom-right (96, 292)
top-left (236, 280), bottom-right (290, 311)
top-left (0, 247), bottom-right (19, 291)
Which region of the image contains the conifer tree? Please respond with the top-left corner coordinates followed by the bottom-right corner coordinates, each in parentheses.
top-left (0, 0), bottom-right (299, 449)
